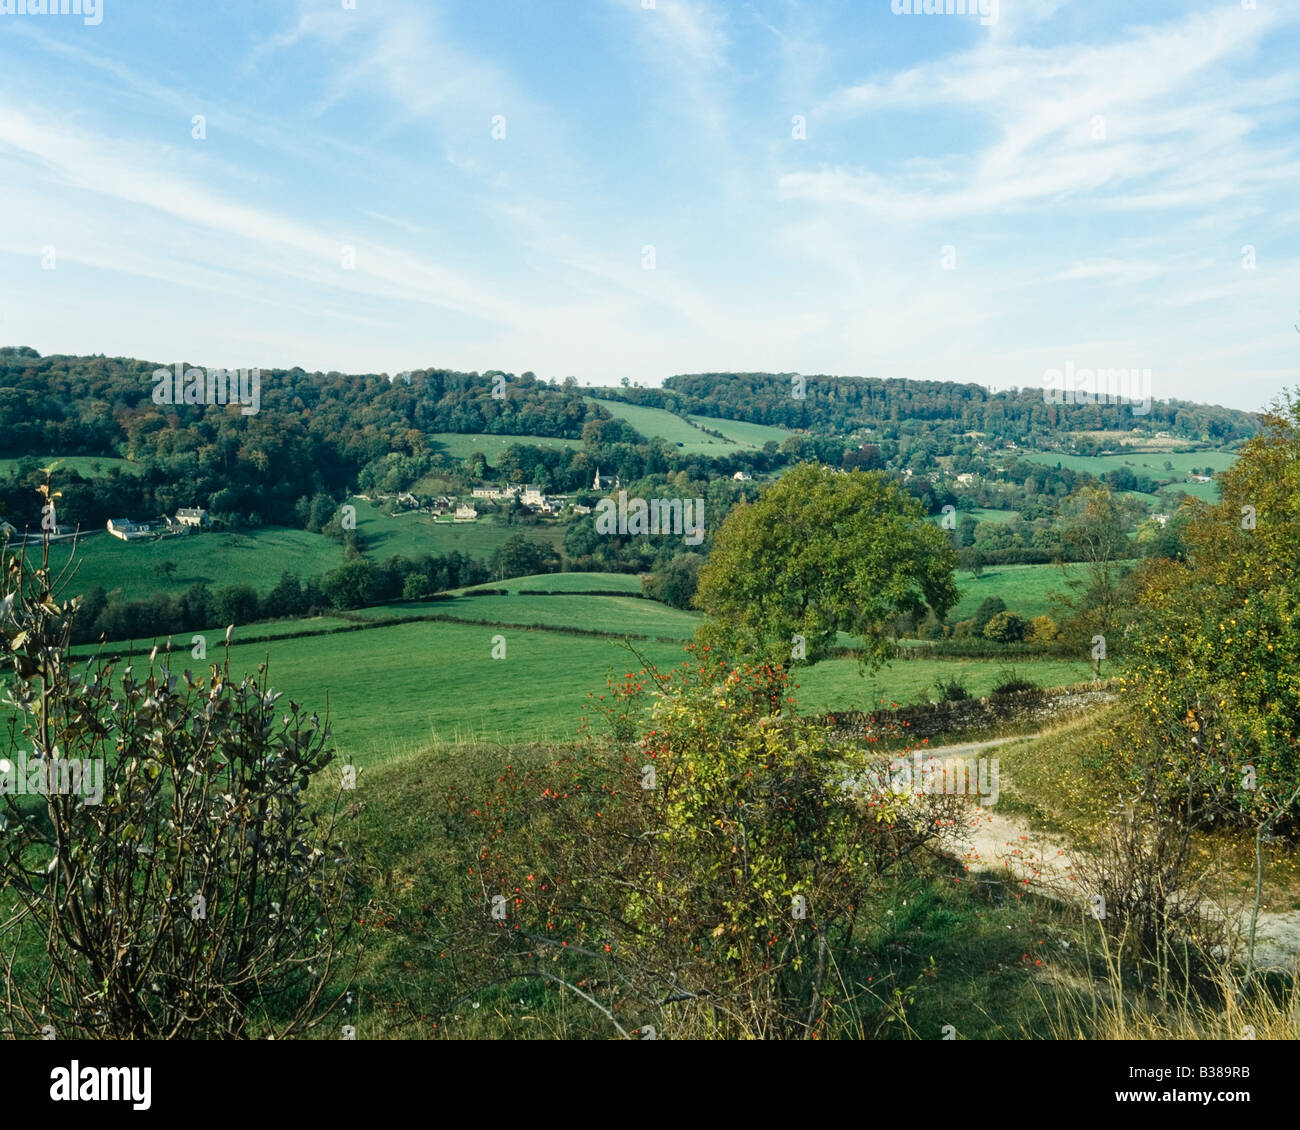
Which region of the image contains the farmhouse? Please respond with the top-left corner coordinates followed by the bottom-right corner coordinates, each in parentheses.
top-left (1190, 474), bottom-right (1212, 483)
top-left (454, 505), bottom-right (479, 522)
top-left (107, 518), bottom-right (152, 541)
top-left (732, 471), bottom-right (753, 481)
top-left (175, 507), bottom-right (209, 527)
top-left (520, 485), bottom-right (547, 509)
top-left (955, 473), bottom-right (976, 485)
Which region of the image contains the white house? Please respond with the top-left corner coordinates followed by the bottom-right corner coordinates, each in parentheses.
top-left (732, 471), bottom-right (753, 481)
top-left (1153, 514), bottom-right (1169, 527)
top-left (176, 508), bottom-right (209, 527)
top-left (521, 485), bottom-right (547, 509)
top-left (454, 505), bottom-right (478, 522)
top-left (107, 518), bottom-right (151, 541)
top-left (955, 473), bottom-right (976, 485)
top-left (1190, 474), bottom-right (1212, 484)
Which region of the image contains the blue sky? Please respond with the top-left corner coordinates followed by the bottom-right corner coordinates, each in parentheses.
top-left (1, 0), bottom-right (1297, 412)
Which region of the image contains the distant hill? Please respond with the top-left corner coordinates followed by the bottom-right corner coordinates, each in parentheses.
top-left (591, 372), bottom-right (1258, 443)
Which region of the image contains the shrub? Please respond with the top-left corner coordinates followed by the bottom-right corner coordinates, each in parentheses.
top-left (1029, 614), bottom-right (1061, 645)
top-left (983, 610), bottom-right (1029, 643)
top-left (934, 677), bottom-right (970, 702)
top-left (444, 646), bottom-right (964, 1039)
top-left (991, 667), bottom-right (1041, 695)
top-left (0, 538), bottom-right (365, 1039)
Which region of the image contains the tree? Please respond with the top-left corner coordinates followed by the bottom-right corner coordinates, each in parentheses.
top-left (212, 583), bottom-right (259, 625)
top-left (490, 533), bottom-right (560, 581)
top-left (694, 463), bottom-right (958, 669)
top-left (642, 554), bottom-right (703, 610)
top-left (1053, 485), bottom-right (1135, 649)
top-left (970, 596), bottom-right (1006, 637)
top-left (322, 559), bottom-right (379, 610)
top-left (1123, 391), bottom-right (1300, 834)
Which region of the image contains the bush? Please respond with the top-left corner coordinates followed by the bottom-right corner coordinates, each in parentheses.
top-left (934, 677), bottom-right (970, 702)
top-left (1029, 614), bottom-right (1061, 645)
top-left (444, 647), bottom-right (965, 1039)
top-left (0, 542), bottom-right (365, 1038)
top-left (983, 610), bottom-right (1029, 643)
top-left (991, 667), bottom-right (1040, 695)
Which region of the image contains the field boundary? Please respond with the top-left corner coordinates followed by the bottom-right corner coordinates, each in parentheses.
top-left (814, 682), bottom-right (1119, 742)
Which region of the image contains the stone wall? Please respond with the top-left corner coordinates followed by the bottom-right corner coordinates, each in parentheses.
top-left (814, 682), bottom-right (1118, 743)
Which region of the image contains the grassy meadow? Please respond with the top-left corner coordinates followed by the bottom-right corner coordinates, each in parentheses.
top-left (1018, 448), bottom-right (1236, 501)
top-left (45, 527), bottom-right (346, 602)
top-left (0, 454), bottom-right (142, 477)
top-left (348, 497), bottom-right (566, 560)
top-left (585, 396), bottom-right (754, 454)
top-left (426, 432), bottom-right (582, 462)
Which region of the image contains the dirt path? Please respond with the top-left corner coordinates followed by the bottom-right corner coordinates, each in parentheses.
top-left (926, 736), bottom-right (1300, 971)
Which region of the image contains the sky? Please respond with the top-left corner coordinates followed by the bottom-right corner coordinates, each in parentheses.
top-left (0, 0), bottom-right (1297, 413)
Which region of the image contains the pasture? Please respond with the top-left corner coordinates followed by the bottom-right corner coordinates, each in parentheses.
top-left (1018, 448), bottom-right (1236, 491)
top-left (686, 414), bottom-right (792, 448)
top-left (0, 455), bottom-right (142, 478)
top-left (427, 432), bottom-right (581, 462)
top-left (585, 397), bottom-right (747, 454)
top-left (348, 499), bottom-right (566, 561)
top-left (44, 528), bottom-right (344, 603)
top-left (949, 562), bottom-right (1082, 622)
top-left (355, 591), bottom-right (699, 639)
top-left (61, 612), bottom-right (1101, 764)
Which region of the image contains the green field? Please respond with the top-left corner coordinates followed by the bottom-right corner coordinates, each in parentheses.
top-left (950, 563), bottom-right (1082, 622)
top-left (927, 507), bottom-right (1019, 527)
top-left (356, 592), bottom-right (699, 639)
top-left (349, 499), bottom-right (566, 561)
top-left (26, 561), bottom-right (1100, 762)
top-left (687, 414), bottom-right (792, 448)
top-left (427, 433), bottom-right (582, 462)
top-left (1019, 449), bottom-right (1236, 499)
top-left (0, 455), bottom-right (141, 477)
top-left (1159, 479), bottom-right (1220, 502)
top-left (586, 397), bottom-right (746, 454)
top-left (466, 571), bottom-right (643, 594)
top-left (59, 613), bottom-right (1097, 763)
top-left (38, 503), bottom-right (567, 607)
top-left (794, 654), bottom-right (1101, 715)
top-left (45, 528), bottom-right (346, 603)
